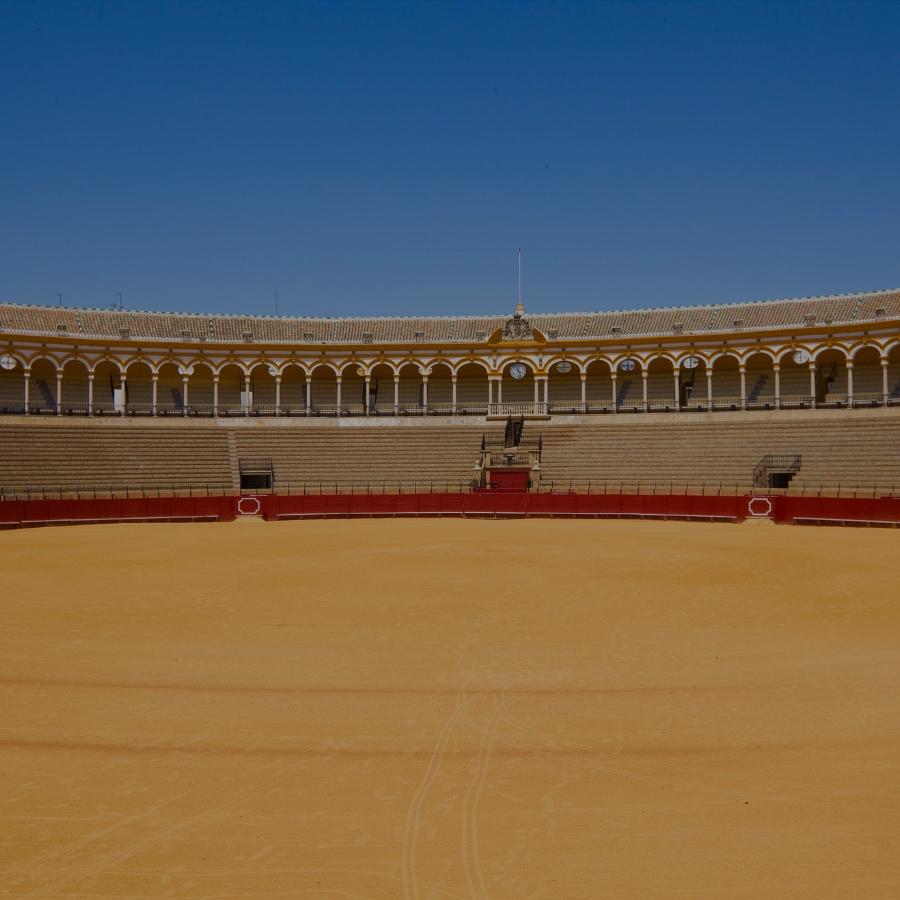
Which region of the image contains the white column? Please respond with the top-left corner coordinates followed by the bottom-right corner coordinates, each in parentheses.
top-left (533, 377), bottom-right (539, 403)
top-left (393, 375), bottom-right (400, 413)
top-left (364, 376), bottom-right (370, 415)
top-left (182, 376), bottom-right (189, 415)
top-left (773, 364), bottom-right (780, 410)
top-left (451, 375), bottom-right (457, 414)
top-left (673, 369), bottom-right (680, 409)
top-left (120, 374), bottom-right (127, 414)
top-left (580, 373), bottom-right (586, 412)
top-left (336, 376), bottom-right (342, 415)
top-left (611, 372), bottom-right (618, 413)
top-left (212, 377), bottom-right (219, 417)
top-left (152, 374), bottom-right (158, 416)
top-left (739, 366), bottom-right (746, 410)
top-left (23, 370), bottom-right (30, 413)
top-left (421, 375), bottom-right (428, 414)
top-left (846, 362), bottom-right (854, 407)
top-left (55, 372), bottom-right (62, 415)
top-left (87, 374), bottom-right (94, 416)
top-left (275, 375), bottom-right (281, 415)
top-left (243, 374), bottom-right (251, 415)
top-left (642, 370), bottom-right (648, 412)
top-left (882, 358), bottom-right (889, 406)
top-left (488, 378), bottom-right (494, 406)
top-left (706, 367), bottom-right (713, 410)
top-left (305, 377), bottom-right (311, 415)
top-left (497, 378), bottom-right (502, 404)
top-left (809, 362), bottom-right (816, 407)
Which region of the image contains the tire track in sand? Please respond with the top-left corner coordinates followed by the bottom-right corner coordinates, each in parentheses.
top-left (461, 694), bottom-right (503, 900)
top-left (402, 690), bottom-right (466, 900)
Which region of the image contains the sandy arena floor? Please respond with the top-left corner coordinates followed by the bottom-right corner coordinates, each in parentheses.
top-left (0, 518), bottom-right (898, 898)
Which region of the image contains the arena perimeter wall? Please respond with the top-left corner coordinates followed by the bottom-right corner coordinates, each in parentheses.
top-left (2, 493), bottom-right (900, 529)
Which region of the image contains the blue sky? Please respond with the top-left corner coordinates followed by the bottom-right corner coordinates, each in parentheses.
top-left (2, 0), bottom-right (899, 317)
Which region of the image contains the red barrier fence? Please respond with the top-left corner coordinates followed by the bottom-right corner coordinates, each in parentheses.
top-left (1, 492), bottom-right (899, 530)
top-left (0, 495), bottom-right (237, 528)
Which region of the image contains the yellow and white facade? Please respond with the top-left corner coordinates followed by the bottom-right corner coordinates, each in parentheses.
top-left (2, 289), bottom-right (900, 418)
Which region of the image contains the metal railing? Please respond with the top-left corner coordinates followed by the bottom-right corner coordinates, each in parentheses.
top-left (752, 454), bottom-right (802, 488)
top-left (487, 402), bottom-right (549, 417)
top-left (2, 477), bottom-right (897, 502)
top-left (0, 482), bottom-right (235, 501)
top-left (1, 394), bottom-right (896, 418)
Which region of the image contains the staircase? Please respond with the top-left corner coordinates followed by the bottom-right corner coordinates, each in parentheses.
top-left (753, 454), bottom-right (802, 489)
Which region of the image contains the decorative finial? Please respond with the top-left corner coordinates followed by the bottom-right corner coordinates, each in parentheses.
top-left (514, 301), bottom-right (525, 318)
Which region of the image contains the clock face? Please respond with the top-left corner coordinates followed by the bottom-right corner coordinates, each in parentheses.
top-left (619, 358), bottom-right (636, 372)
top-left (792, 349), bottom-right (810, 365)
top-left (509, 362), bottom-right (528, 380)
top-left (683, 355), bottom-right (700, 370)
top-left (0, 354), bottom-right (16, 371)
top-left (556, 361), bottom-right (572, 374)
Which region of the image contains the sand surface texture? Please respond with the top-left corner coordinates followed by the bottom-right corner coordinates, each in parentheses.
top-left (1, 518), bottom-right (898, 898)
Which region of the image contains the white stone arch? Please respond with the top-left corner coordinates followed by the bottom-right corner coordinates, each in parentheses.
top-left (737, 347), bottom-right (777, 366)
top-left (813, 344), bottom-right (849, 363)
top-left (706, 349), bottom-right (742, 367)
top-left (214, 358), bottom-right (253, 377)
top-left (543, 353), bottom-right (588, 376)
top-left (496, 355), bottom-right (539, 375)
top-left (848, 340), bottom-right (885, 361)
top-left (673, 349), bottom-right (712, 368)
top-left (450, 357), bottom-right (491, 376)
top-left (606, 353), bottom-right (642, 373)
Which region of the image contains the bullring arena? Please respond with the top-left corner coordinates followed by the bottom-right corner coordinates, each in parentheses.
top-left (2, 290), bottom-right (900, 897)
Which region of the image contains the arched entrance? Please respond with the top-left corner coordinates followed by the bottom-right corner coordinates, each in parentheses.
top-left (851, 346), bottom-right (882, 407)
top-left (777, 350), bottom-right (813, 409)
top-left (308, 364), bottom-right (338, 415)
top-left (92, 360), bottom-right (123, 415)
top-left (189, 363), bottom-right (215, 415)
top-left (60, 359), bottom-right (90, 414)
top-left (887, 345), bottom-right (900, 405)
top-left (678, 355), bottom-right (708, 411)
top-left (646, 358), bottom-right (676, 412)
top-left (547, 359), bottom-right (583, 414)
top-left (710, 354), bottom-right (741, 411)
top-left (125, 360), bottom-right (154, 415)
top-left (455, 362), bottom-right (488, 414)
top-left (339, 364), bottom-right (367, 416)
top-left (499, 360), bottom-right (536, 413)
top-left (280, 363), bottom-right (306, 415)
top-left (156, 363), bottom-right (184, 415)
top-left (396, 363), bottom-right (424, 414)
top-left (217, 363), bottom-right (245, 416)
top-left (744, 352), bottom-right (776, 410)
top-left (0, 353), bottom-right (26, 414)
top-left (427, 362), bottom-right (453, 415)
top-left (814, 348), bottom-right (849, 407)
top-left (368, 363), bottom-right (395, 415)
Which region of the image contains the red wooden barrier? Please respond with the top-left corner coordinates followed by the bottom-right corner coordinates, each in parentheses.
top-left (2, 491), bottom-right (897, 530)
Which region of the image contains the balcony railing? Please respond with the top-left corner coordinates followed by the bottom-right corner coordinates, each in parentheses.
top-left (487, 402), bottom-right (549, 417)
top-left (1, 393), bottom-right (895, 418)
